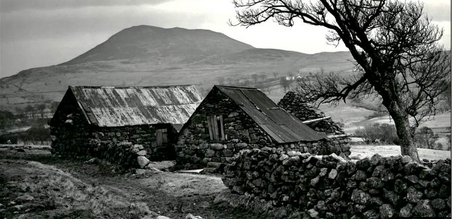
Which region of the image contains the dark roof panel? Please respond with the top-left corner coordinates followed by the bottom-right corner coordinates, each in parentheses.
top-left (70, 85), bottom-right (202, 127)
top-left (216, 85), bottom-right (326, 143)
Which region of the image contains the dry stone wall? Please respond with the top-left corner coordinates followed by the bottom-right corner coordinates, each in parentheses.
top-left (222, 148), bottom-right (451, 218)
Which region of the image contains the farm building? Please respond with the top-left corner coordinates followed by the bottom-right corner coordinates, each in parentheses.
top-left (278, 91), bottom-right (346, 134)
top-left (278, 91), bottom-right (350, 145)
top-left (50, 85), bottom-right (203, 161)
top-left (175, 85), bottom-right (350, 171)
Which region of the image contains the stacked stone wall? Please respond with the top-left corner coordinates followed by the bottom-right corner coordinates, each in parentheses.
top-left (221, 148), bottom-right (451, 218)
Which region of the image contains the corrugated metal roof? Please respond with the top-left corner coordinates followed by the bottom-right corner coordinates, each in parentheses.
top-left (215, 85), bottom-right (326, 143)
top-left (70, 85), bottom-right (202, 127)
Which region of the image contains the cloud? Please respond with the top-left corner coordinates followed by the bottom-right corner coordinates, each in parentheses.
top-left (1, 4), bottom-right (214, 43)
top-left (424, 2), bottom-right (450, 22)
top-left (0, 0), bottom-right (172, 12)
top-left (0, 0), bottom-right (235, 77)
top-left (0, 0), bottom-right (450, 78)
top-left (1, 34), bottom-right (109, 77)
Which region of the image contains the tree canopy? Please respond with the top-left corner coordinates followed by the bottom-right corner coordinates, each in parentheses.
top-left (232, 0), bottom-right (450, 162)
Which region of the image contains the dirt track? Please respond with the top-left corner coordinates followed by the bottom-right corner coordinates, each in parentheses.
top-left (0, 148), bottom-right (266, 219)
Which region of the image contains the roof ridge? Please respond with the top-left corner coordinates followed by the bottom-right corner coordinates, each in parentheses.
top-left (214, 85), bottom-right (259, 90)
top-left (70, 85), bottom-right (196, 89)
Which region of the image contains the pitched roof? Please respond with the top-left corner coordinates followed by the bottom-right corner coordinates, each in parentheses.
top-left (69, 85), bottom-right (203, 127)
top-left (215, 85), bottom-right (326, 143)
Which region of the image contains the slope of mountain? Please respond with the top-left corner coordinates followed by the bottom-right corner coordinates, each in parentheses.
top-left (0, 25), bottom-right (355, 112)
top-left (64, 25), bottom-right (254, 65)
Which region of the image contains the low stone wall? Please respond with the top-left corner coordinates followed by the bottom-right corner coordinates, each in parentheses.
top-left (177, 140), bottom-right (351, 173)
top-left (222, 148), bottom-right (451, 218)
top-left (86, 141), bottom-right (154, 169)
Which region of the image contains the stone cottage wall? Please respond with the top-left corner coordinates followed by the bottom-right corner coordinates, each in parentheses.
top-left (221, 148), bottom-right (451, 218)
top-left (88, 124), bottom-right (177, 161)
top-left (175, 88), bottom-right (349, 172)
top-left (51, 123), bottom-right (176, 162)
top-left (175, 88), bottom-right (280, 170)
top-left (50, 95), bottom-right (177, 165)
top-left (50, 95), bottom-right (91, 156)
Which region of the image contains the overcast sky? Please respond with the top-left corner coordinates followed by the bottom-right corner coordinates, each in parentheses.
top-left (0, 0), bottom-right (450, 78)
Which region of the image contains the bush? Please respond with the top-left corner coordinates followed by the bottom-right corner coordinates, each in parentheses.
top-left (354, 123), bottom-right (399, 145)
top-left (414, 127), bottom-right (438, 149)
top-left (0, 110), bottom-right (15, 129)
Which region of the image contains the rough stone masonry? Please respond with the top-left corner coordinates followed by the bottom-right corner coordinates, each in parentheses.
top-left (175, 86), bottom-right (351, 172)
top-left (220, 148), bottom-right (451, 218)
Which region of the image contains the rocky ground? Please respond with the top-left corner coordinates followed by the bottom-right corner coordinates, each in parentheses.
top-left (0, 147), bottom-right (267, 219)
top-left (1, 145), bottom-right (450, 219)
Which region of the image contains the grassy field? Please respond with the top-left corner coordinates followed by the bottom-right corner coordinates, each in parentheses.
top-left (350, 145), bottom-right (451, 161)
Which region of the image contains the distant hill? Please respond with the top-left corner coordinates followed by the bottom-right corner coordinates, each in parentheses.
top-left (63, 25), bottom-right (254, 65)
top-left (0, 25), bottom-right (354, 112)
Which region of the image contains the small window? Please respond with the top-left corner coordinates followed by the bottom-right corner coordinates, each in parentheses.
top-left (156, 129), bottom-right (168, 147)
top-left (207, 115), bottom-right (225, 141)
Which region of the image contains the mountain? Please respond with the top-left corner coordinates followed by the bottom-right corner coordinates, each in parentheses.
top-left (64, 25), bottom-right (254, 65)
top-left (0, 25), bottom-right (354, 112)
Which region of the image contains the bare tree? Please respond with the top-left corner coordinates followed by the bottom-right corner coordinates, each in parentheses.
top-left (280, 77), bottom-right (291, 93)
top-left (251, 73), bottom-right (259, 83)
top-left (36, 104), bottom-right (46, 118)
top-left (414, 127), bottom-right (438, 150)
top-left (232, 0), bottom-right (450, 162)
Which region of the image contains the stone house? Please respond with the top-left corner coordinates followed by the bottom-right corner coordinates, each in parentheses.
top-left (278, 91), bottom-right (350, 145)
top-left (278, 91), bottom-right (346, 135)
top-left (175, 85), bottom-right (329, 170)
top-left (50, 85), bottom-right (202, 160)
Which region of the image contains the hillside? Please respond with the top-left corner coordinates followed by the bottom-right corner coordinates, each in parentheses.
top-left (63, 25), bottom-right (254, 65)
top-left (0, 25), bottom-right (355, 112)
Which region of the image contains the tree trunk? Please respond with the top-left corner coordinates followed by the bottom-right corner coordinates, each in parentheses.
top-left (385, 101), bottom-right (421, 162)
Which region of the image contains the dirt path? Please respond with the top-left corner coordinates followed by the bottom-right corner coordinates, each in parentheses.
top-left (0, 148), bottom-right (266, 219)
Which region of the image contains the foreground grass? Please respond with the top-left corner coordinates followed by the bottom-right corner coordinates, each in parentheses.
top-left (0, 149), bottom-right (268, 219)
top-left (0, 159), bottom-right (157, 219)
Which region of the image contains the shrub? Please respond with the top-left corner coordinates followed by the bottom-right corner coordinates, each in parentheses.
top-left (354, 123), bottom-right (399, 145)
top-left (414, 127), bottom-right (438, 149)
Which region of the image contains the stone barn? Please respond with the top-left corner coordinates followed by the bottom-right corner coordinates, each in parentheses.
top-left (50, 85), bottom-right (202, 161)
top-left (278, 91), bottom-right (346, 135)
top-left (278, 91), bottom-right (351, 147)
top-left (175, 85), bottom-right (333, 171)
